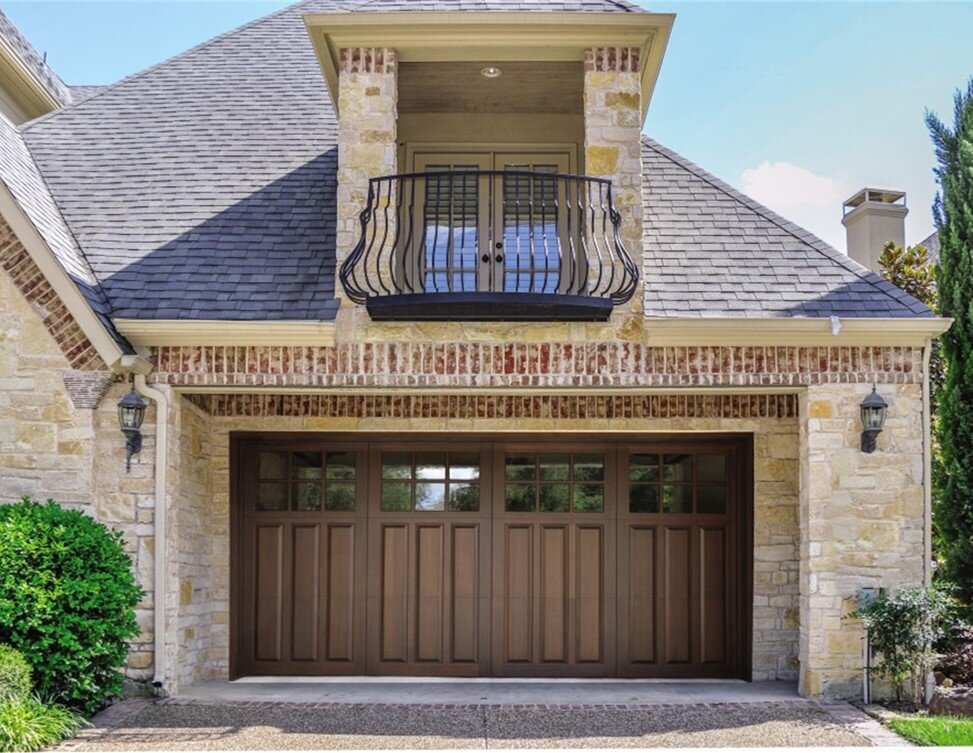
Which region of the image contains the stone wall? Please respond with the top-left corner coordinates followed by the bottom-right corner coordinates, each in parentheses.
top-left (0, 265), bottom-right (99, 509)
top-left (583, 47), bottom-right (644, 319)
top-left (799, 382), bottom-right (926, 697)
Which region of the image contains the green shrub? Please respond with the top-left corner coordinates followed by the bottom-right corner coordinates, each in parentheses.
top-left (0, 695), bottom-right (83, 753)
top-left (0, 647), bottom-right (30, 700)
top-left (854, 586), bottom-right (955, 705)
top-left (0, 499), bottom-right (144, 716)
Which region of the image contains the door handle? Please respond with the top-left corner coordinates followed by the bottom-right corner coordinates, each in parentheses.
top-left (495, 242), bottom-right (503, 250)
top-left (495, 254), bottom-right (504, 263)
top-left (481, 254), bottom-right (490, 263)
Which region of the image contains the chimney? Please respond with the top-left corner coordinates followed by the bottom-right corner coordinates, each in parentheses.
top-left (841, 188), bottom-right (908, 272)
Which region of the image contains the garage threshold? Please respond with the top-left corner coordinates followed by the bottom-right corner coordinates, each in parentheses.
top-left (180, 679), bottom-right (800, 706)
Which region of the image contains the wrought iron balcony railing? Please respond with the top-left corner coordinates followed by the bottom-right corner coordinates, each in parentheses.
top-left (339, 169), bottom-right (639, 321)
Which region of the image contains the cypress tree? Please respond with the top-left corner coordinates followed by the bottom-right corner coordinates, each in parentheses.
top-left (927, 79), bottom-right (973, 605)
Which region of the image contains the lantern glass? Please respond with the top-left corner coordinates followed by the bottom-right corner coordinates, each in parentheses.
top-left (861, 405), bottom-right (885, 431)
top-left (117, 390), bottom-right (146, 431)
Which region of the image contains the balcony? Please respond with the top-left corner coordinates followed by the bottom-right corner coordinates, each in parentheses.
top-left (339, 170), bottom-right (639, 321)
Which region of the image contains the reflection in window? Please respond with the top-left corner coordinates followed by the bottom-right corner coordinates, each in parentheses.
top-left (503, 452), bottom-right (605, 512)
top-left (256, 450), bottom-right (357, 512)
top-left (423, 168), bottom-right (479, 293)
top-left (628, 452), bottom-right (728, 514)
top-left (380, 451), bottom-right (481, 512)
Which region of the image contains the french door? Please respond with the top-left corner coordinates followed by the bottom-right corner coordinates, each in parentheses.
top-left (412, 152), bottom-right (571, 294)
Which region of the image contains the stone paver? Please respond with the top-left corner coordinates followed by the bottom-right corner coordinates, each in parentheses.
top-left (59, 698), bottom-right (904, 750)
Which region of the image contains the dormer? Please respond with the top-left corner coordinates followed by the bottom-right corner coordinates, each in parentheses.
top-left (305, 9), bottom-right (673, 322)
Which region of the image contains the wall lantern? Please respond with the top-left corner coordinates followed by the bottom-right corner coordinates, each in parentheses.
top-left (859, 386), bottom-right (888, 453)
top-left (118, 387), bottom-right (147, 472)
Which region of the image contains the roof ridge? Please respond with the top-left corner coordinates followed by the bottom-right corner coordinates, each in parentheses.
top-left (22, 0), bottom-right (356, 131)
top-left (640, 134), bottom-right (931, 317)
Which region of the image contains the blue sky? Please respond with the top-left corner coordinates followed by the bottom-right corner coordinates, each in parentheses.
top-left (5, 1), bottom-right (972, 251)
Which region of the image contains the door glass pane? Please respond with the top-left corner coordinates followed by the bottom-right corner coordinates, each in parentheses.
top-left (325, 483), bottom-right (357, 512)
top-left (698, 484), bottom-right (727, 514)
top-left (382, 453), bottom-right (412, 479)
top-left (539, 453), bottom-right (570, 481)
top-left (502, 165), bottom-right (560, 294)
top-left (292, 452), bottom-right (323, 480)
top-left (381, 482), bottom-right (412, 511)
top-left (574, 484), bottom-right (604, 512)
top-left (629, 485), bottom-right (660, 513)
top-left (259, 452), bottom-right (288, 480)
top-left (663, 454), bottom-right (693, 482)
top-left (505, 454), bottom-right (535, 480)
top-left (505, 483), bottom-right (535, 512)
top-left (416, 452), bottom-right (447, 480)
top-left (257, 482), bottom-right (288, 511)
top-left (293, 483), bottom-right (322, 511)
top-left (539, 483), bottom-right (570, 512)
top-left (423, 167), bottom-right (479, 293)
top-left (629, 454), bottom-right (660, 482)
top-left (325, 451), bottom-right (356, 480)
top-left (662, 485), bottom-right (692, 513)
top-left (449, 453), bottom-right (480, 481)
top-left (574, 454), bottom-right (605, 481)
top-left (415, 483), bottom-right (446, 512)
top-left (697, 454), bottom-right (727, 483)
top-left (449, 483), bottom-right (479, 512)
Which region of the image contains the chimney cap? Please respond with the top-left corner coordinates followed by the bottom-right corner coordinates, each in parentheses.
top-left (843, 188), bottom-right (906, 216)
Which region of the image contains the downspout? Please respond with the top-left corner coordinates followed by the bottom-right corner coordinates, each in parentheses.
top-left (133, 374), bottom-right (169, 692)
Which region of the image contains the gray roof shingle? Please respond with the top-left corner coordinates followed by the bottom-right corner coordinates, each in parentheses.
top-left (0, 10), bottom-right (72, 108)
top-left (13, 0), bottom-right (932, 322)
top-left (921, 230), bottom-right (940, 263)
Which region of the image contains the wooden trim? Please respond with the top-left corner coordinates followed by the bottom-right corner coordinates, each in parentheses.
top-left (114, 319), bottom-right (336, 347)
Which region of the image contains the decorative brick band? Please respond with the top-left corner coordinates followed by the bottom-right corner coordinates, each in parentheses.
top-left (190, 393), bottom-right (798, 420)
top-left (61, 370), bottom-right (118, 409)
top-left (0, 222), bottom-right (106, 371)
top-left (151, 343), bottom-right (923, 389)
top-left (584, 47), bottom-right (640, 73)
top-left (339, 47), bottom-right (396, 74)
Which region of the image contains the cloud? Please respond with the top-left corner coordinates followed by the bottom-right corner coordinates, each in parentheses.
top-left (738, 161), bottom-right (851, 252)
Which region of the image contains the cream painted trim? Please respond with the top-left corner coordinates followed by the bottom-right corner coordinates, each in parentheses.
top-left (114, 319), bottom-right (336, 347)
top-left (405, 143), bottom-right (578, 173)
top-left (922, 341), bottom-right (933, 587)
top-left (644, 317), bottom-right (952, 346)
top-left (0, 38), bottom-right (61, 121)
top-left (171, 385), bottom-right (806, 397)
top-left (0, 185), bottom-right (125, 367)
top-left (303, 11), bottom-right (674, 120)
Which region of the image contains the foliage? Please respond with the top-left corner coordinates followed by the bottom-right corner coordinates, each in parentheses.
top-left (0, 695), bottom-right (84, 753)
top-left (888, 715), bottom-right (973, 747)
top-left (0, 648), bottom-right (30, 701)
top-left (855, 586), bottom-right (955, 704)
top-left (0, 498), bottom-right (143, 716)
top-left (939, 625), bottom-right (973, 685)
top-left (928, 78), bottom-right (973, 609)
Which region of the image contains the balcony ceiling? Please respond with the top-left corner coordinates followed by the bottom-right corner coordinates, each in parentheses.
top-left (398, 61), bottom-right (582, 115)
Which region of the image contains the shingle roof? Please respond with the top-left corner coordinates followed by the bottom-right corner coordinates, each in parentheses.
top-left (642, 137), bottom-right (932, 318)
top-left (0, 115), bottom-right (128, 347)
top-left (14, 0), bottom-right (932, 322)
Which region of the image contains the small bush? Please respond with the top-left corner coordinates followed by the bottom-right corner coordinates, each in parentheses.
top-left (0, 647), bottom-right (30, 700)
top-left (854, 585), bottom-right (956, 705)
top-left (0, 499), bottom-right (143, 716)
top-left (939, 625), bottom-right (973, 685)
top-left (0, 695), bottom-right (83, 753)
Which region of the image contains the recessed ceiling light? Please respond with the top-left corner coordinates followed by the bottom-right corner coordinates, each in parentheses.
top-left (480, 66), bottom-right (502, 79)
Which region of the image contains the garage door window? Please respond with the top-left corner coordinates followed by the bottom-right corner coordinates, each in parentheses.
top-left (504, 452), bottom-right (605, 512)
top-left (380, 451), bottom-right (481, 512)
top-left (628, 452), bottom-right (727, 514)
top-left (256, 450), bottom-right (357, 512)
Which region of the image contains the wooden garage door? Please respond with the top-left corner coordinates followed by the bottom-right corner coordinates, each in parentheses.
top-left (232, 435), bottom-right (751, 679)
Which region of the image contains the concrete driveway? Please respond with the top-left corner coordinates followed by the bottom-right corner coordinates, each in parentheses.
top-left (61, 683), bottom-right (907, 750)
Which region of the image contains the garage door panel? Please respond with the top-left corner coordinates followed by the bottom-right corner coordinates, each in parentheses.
top-left (325, 523), bottom-right (357, 663)
top-left (254, 523), bottom-right (284, 663)
top-left (501, 524), bottom-right (533, 665)
top-left (575, 525), bottom-right (605, 664)
top-left (291, 525), bottom-right (320, 662)
top-left (378, 523), bottom-right (410, 664)
top-left (539, 524), bottom-right (568, 664)
top-left (623, 526), bottom-right (656, 665)
top-left (663, 526), bottom-right (692, 664)
top-left (416, 524), bottom-right (445, 663)
top-left (699, 526), bottom-right (727, 665)
top-left (450, 524), bottom-right (480, 663)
